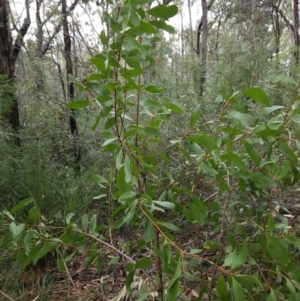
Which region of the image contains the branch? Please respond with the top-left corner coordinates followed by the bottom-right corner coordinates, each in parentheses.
top-left (10, 0), bottom-right (31, 67)
top-left (41, 0), bottom-right (79, 56)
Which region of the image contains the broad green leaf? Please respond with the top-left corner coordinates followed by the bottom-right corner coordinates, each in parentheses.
top-left (198, 162), bottom-right (218, 176)
top-left (243, 87), bottom-right (270, 106)
top-left (266, 234), bottom-right (289, 266)
top-left (196, 134), bottom-right (218, 152)
top-left (223, 111), bottom-right (253, 127)
top-left (145, 85), bottom-right (163, 93)
top-left (90, 214), bottom-right (97, 234)
top-left (24, 231), bottom-right (32, 253)
top-left (244, 141), bottom-right (260, 166)
top-left (144, 219), bottom-right (154, 242)
top-left (235, 275), bottom-right (262, 289)
top-left (147, 4), bottom-right (178, 19)
top-left (285, 236), bottom-right (300, 250)
top-left (269, 74), bottom-right (296, 85)
top-left (139, 20), bottom-right (156, 33)
top-left (148, 20), bottom-right (175, 33)
top-left (126, 270), bottom-right (135, 294)
top-left (251, 172), bottom-right (276, 188)
top-left (123, 36), bottom-right (146, 58)
top-left (203, 240), bottom-right (221, 250)
top-left (141, 99), bottom-right (164, 110)
top-left (162, 102), bottom-right (183, 113)
top-left (190, 104), bottom-right (201, 129)
top-left (11, 197), bottom-right (34, 213)
top-left (28, 207), bottom-right (39, 223)
top-left (232, 277), bottom-right (246, 301)
top-left (9, 222), bottom-right (25, 238)
top-left (66, 100), bottom-right (91, 110)
top-left (81, 213), bottom-right (89, 230)
top-left (153, 201), bottom-right (174, 210)
top-left (24, 245), bottom-right (41, 268)
top-left (0, 232), bottom-right (13, 249)
top-left (108, 256), bottom-right (119, 265)
top-left (66, 213), bottom-right (75, 224)
top-left (157, 222), bottom-right (179, 231)
top-left (224, 244), bottom-right (247, 270)
top-left (124, 155), bottom-right (133, 183)
top-left (276, 162), bottom-right (290, 180)
top-left (260, 106), bottom-right (284, 115)
top-left (90, 58), bottom-right (106, 72)
top-left (277, 141), bottom-right (298, 165)
top-left (166, 279), bottom-right (179, 301)
top-left (123, 201), bottom-right (137, 224)
top-left (222, 152), bottom-right (246, 172)
top-left (34, 242), bottom-right (57, 264)
top-left (135, 258), bottom-right (154, 269)
top-left (102, 137), bottom-right (118, 147)
top-left (123, 56), bottom-right (143, 71)
top-left (143, 126), bottom-right (161, 137)
top-left (216, 274), bottom-right (230, 299)
top-left (99, 30), bottom-right (108, 46)
top-left (266, 289), bottom-right (277, 301)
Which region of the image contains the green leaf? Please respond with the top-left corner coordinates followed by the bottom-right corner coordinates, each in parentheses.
top-left (224, 244), bottom-right (247, 270)
top-left (190, 104), bottom-right (201, 129)
top-left (99, 30), bottom-right (108, 46)
top-left (126, 270), bottom-right (135, 294)
top-left (266, 234), bottom-right (289, 266)
top-left (144, 219), bottom-right (154, 242)
top-left (147, 4), bottom-right (178, 19)
top-left (108, 256), bottom-right (119, 265)
top-left (153, 201), bottom-right (175, 209)
top-left (223, 111), bottom-right (253, 127)
top-left (66, 100), bottom-right (91, 110)
top-left (243, 87), bottom-right (270, 106)
top-left (28, 207), bottom-right (39, 223)
top-left (232, 277), bottom-right (246, 301)
top-left (143, 126), bottom-right (161, 137)
top-left (203, 240), bottom-right (221, 250)
top-left (66, 213), bottom-right (75, 224)
top-left (124, 155), bottom-right (133, 183)
top-left (148, 20), bottom-right (175, 33)
top-left (196, 135), bottom-right (218, 152)
top-left (157, 222), bottom-right (179, 232)
top-left (139, 20), bottom-right (156, 33)
top-left (135, 258), bottom-right (154, 269)
top-left (0, 232), bottom-right (13, 249)
top-left (90, 214), bottom-right (97, 234)
top-left (162, 102), bottom-right (183, 113)
top-left (34, 242), bottom-right (57, 264)
top-left (222, 152), bottom-right (246, 172)
top-left (244, 141), bottom-right (260, 166)
top-left (277, 141), bottom-right (298, 165)
top-left (145, 85), bottom-right (163, 93)
top-left (216, 274), bottom-right (230, 299)
top-left (269, 74), bottom-right (296, 85)
top-left (123, 36), bottom-right (146, 58)
top-left (81, 213), bottom-right (89, 230)
top-left (11, 197), bottom-right (34, 213)
top-left (91, 58), bottom-right (106, 72)
top-left (124, 57), bottom-right (143, 74)
top-left (126, 0), bottom-right (153, 4)
top-left (266, 289), bottom-right (277, 301)
top-left (9, 222), bottom-right (25, 238)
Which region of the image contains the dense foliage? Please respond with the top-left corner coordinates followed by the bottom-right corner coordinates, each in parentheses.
top-left (2, 0), bottom-right (300, 300)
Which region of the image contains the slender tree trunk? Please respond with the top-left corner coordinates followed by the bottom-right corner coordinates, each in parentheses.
top-left (0, 0), bottom-right (30, 146)
top-left (62, 0), bottom-right (81, 172)
top-left (200, 0), bottom-right (208, 97)
top-left (292, 0), bottom-right (299, 64)
top-left (187, 0), bottom-right (194, 59)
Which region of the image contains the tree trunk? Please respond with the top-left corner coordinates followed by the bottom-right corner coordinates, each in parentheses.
top-left (200, 0), bottom-right (208, 97)
top-left (0, 0), bottom-right (30, 146)
top-left (292, 0), bottom-right (299, 64)
top-left (62, 0), bottom-right (81, 172)
top-left (187, 0), bottom-right (194, 59)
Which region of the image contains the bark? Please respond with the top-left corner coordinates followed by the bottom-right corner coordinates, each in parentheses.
top-left (187, 0), bottom-right (194, 59)
top-left (196, 0), bottom-right (216, 56)
top-left (62, 0), bottom-right (81, 171)
top-left (292, 0), bottom-right (299, 63)
top-left (200, 0), bottom-right (208, 97)
top-left (0, 0), bottom-right (30, 146)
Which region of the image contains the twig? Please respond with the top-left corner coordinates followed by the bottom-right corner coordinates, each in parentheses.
top-left (0, 291), bottom-right (15, 301)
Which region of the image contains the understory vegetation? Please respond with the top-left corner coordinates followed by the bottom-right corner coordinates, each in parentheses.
top-left (2, 0), bottom-right (300, 300)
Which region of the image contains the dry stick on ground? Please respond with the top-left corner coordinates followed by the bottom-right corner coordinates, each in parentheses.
top-left (0, 291), bottom-right (15, 301)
